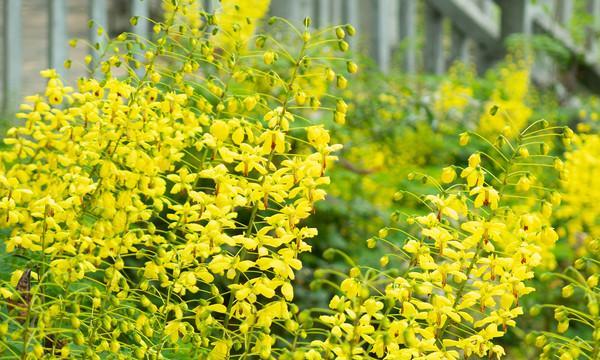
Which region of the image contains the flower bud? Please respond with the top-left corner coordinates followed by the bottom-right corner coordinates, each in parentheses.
top-left (563, 126), bottom-right (574, 139)
top-left (349, 267), bottom-right (361, 278)
top-left (334, 111), bottom-right (346, 125)
top-left (244, 96), bottom-right (258, 111)
top-left (150, 72), bottom-right (161, 84)
top-left (70, 315), bottom-right (81, 329)
top-left (367, 238), bottom-right (377, 248)
top-left (302, 31), bottom-right (311, 42)
top-left (541, 201), bottom-right (552, 218)
top-left (323, 248), bottom-right (335, 260)
top-left (561, 284), bottom-right (574, 298)
top-left (441, 166), bottom-right (456, 183)
top-left (553, 158), bottom-right (564, 171)
top-left (535, 335), bottom-right (546, 348)
top-left (524, 333), bottom-right (537, 345)
top-left (295, 91), bottom-right (307, 105)
top-left (459, 132), bottom-right (470, 146)
top-left (519, 146), bottom-right (529, 158)
top-left (589, 298), bottom-right (599, 316)
top-left (347, 61), bottom-right (358, 74)
top-left (335, 27), bottom-right (346, 39)
top-left (325, 68), bottom-right (336, 81)
top-left (306, 97), bottom-right (319, 111)
top-left (587, 274), bottom-right (598, 287)
top-left (574, 258), bottom-right (586, 269)
top-left (336, 75), bottom-right (348, 89)
top-left (380, 256), bottom-right (389, 267)
top-left (114, 257), bottom-right (124, 270)
top-left (468, 153), bottom-right (481, 167)
top-left (551, 191), bottom-right (562, 206)
top-left (134, 348), bottom-right (146, 359)
top-left (554, 307), bottom-right (567, 321)
top-left (393, 192), bottom-right (403, 201)
top-left (516, 176), bottom-right (531, 192)
top-left (557, 320), bottom-right (569, 333)
top-left (263, 51), bottom-right (276, 65)
top-left (255, 35), bottom-right (266, 48)
top-left (345, 24), bottom-right (356, 36)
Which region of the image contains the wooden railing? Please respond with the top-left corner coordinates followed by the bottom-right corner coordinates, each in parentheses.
top-left (270, 0), bottom-right (600, 89)
top-left (1, 0), bottom-right (600, 114)
top-left (1, 0), bottom-right (152, 114)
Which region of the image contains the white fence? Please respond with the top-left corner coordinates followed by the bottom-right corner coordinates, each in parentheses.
top-left (271, 0), bottom-right (600, 84)
top-left (1, 0), bottom-right (600, 114)
top-left (1, 0), bottom-right (153, 114)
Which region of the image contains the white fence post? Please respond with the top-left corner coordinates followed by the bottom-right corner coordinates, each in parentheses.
top-left (270, 0), bottom-right (313, 24)
top-left (451, 27), bottom-right (469, 65)
top-left (587, 0), bottom-right (600, 58)
top-left (315, 0), bottom-right (331, 28)
top-left (399, 0), bottom-right (417, 73)
top-left (89, 0), bottom-right (108, 68)
top-left (557, 0), bottom-right (573, 25)
top-left (204, 0), bottom-right (215, 13)
top-left (478, 0), bottom-right (493, 15)
top-left (131, 0), bottom-right (149, 78)
top-left (375, 0), bottom-right (392, 72)
top-left (2, 0), bottom-right (22, 113)
top-left (499, 0), bottom-right (532, 39)
top-left (343, 0), bottom-right (359, 47)
top-left (131, 0), bottom-right (149, 40)
top-left (330, 0), bottom-right (342, 24)
top-left (424, 3), bottom-right (444, 74)
top-left (49, 0), bottom-right (68, 75)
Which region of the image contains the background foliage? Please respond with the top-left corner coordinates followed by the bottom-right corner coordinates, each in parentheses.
top-left (0, 1), bottom-right (599, 359)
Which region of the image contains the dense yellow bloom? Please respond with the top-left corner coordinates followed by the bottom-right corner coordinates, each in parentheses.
top-left (435, 81), bottom-right (473, 115)
top-left (0, 1), bottom-right (353, 357)
top-left (214, 0), bottom-right (271, 50)
top-left (479, 61), bottom-right (533, 136)
top-left (311, 119), bottom-right (564, 358)
top-left (557, 134), bottom-right (600, 247)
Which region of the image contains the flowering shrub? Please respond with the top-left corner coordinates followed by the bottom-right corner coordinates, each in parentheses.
top-left (0, 1), bottom-right (598, 359)
top-left (316, 58), bottom-right (540, 251)
top-left (556, 134), bottom-right (600, 248)
top-left (531, 241), bottom-right (600, 360)
top-left (478, 59), bottom-right (533, 137)
top-left (306, 114), bottom-right (564, 359)
top-left (0, 1), bottom-right (355, 358)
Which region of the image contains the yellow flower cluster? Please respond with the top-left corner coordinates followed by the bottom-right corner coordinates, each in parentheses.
top-left (214, 0), bottom-right (271, 50)
top-left (479, 60), bottom-right (533, 137)
top-left (556, 134), bottom-right (600, 249)
top-left (163, 0), bottom-right (204, 35)
top-left (434, 65), bottom-right (474, 117)
top-left (0, 1), bottom-right (354, 358)
top-left (308, 120), bottom-right (562, 359)
top-left (532, 248), bottom-right (600, 360)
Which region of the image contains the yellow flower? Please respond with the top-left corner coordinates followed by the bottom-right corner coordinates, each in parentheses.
top-left (468, 153), bottom-right (481, 167)
top-left (516, 176), bottom-right (532, 192)
top-left (460, 166), bottom-right (484, 188)
top-left (441, 166), bottom-right (456, 183)
top-left (470, 186), bottom-right (500, 209)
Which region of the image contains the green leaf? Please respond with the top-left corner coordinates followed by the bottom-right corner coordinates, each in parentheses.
top-left (490, 105), bottom-right (499, 116)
